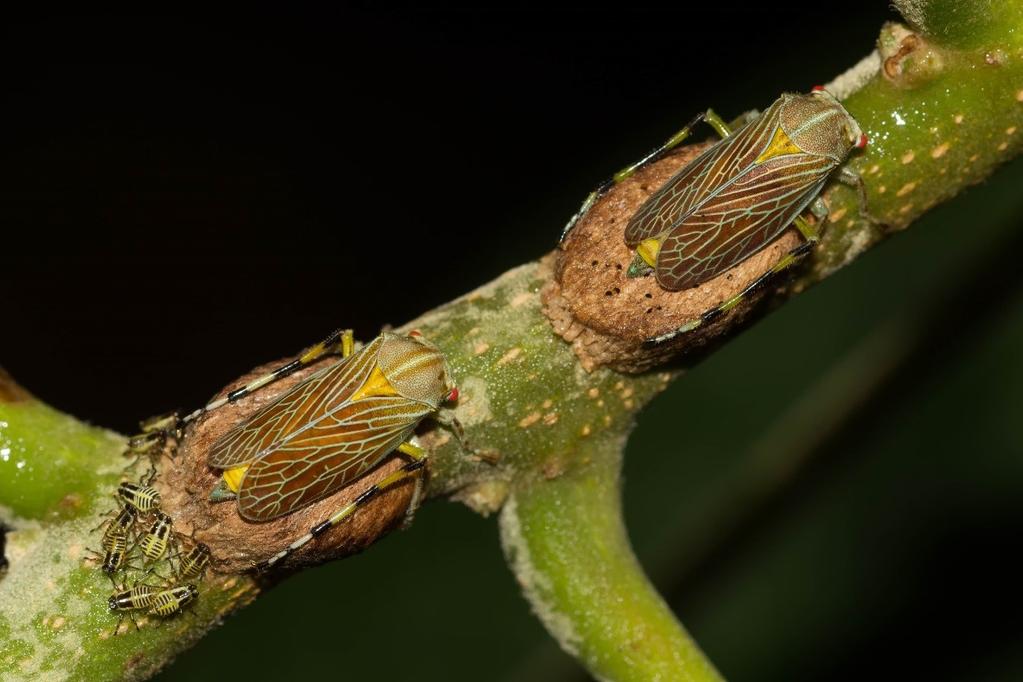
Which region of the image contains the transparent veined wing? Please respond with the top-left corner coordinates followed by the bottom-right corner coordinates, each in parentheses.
top-left (654, 152), bottom-right (835, 291)
top-left (624, 99), bottom-right (784, 247)
top-left (236, 395), bottom-right (434, 521)
top-left (208, 335), bottom-right (384, 469)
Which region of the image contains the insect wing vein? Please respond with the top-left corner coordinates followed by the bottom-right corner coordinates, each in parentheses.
top-left (209, 336), bottom-right (384, 469)
top-left (656, 153), bottom-right (833, 290)
top-left (624, 100), bottom-right (783, 247)
top-left (236, 395), bottom-right (433, 521)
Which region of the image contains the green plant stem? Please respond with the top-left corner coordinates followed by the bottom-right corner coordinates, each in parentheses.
top-left (812, 6), bottom-right (1023, 278)
top-left (498, 434), bottom-right (723, 682)
top-left (0, 395), bottom-right (259, 681)
top-left (3, 4), bottom-right (1023, 681)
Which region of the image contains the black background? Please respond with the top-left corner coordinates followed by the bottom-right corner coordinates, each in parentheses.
top-left (0, 6), bottom-right (891, 431)
top-left (2, 6), bottom-right (1022, 681)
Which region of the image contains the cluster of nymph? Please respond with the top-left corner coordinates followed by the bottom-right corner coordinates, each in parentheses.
top-left (87, 446), bottom-right (211, 635)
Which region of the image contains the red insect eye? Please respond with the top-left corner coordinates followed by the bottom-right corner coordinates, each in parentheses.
top-left (856, 133), bottom-right (868, 149)
top-left (811, 85), bottom-right (826, 92)
top-left (409, 330), bottom-right (422, 337)
top-left (446, 387), bottom-right (459, 403)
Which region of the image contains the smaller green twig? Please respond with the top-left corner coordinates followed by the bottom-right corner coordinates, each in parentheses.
top-left (499, 434), bottom-right (724, 682)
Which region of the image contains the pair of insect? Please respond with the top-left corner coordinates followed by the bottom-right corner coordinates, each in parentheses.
top-left (121, 88), bottom-right (869, 571)
top-left (130, 328), bottom-right (461, 571)
top-left (561, 87), bottom-right (872, 345)
top-left (107, 580), bottom-right (200, 633)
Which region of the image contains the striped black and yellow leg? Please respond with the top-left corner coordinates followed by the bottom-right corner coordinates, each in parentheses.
top-left (399, 441), bottom-right (427, 529)
top-left (644, 215), bottom-right (822, 347)
top-left (560, 109), bottom-right (734, 241)
top-left (256, 441), bottom-right (428, 571)
top-left (179, 328), bottom-right (356, 424)
top-left (128, 329), bottom-right (356, 456)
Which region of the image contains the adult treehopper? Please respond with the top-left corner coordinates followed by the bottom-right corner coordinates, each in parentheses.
top-left (563, 87), bottom-right (871, 345)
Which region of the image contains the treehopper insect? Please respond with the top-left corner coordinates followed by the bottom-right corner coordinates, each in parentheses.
top-left (204, 329), bottom-right (460, 570)
top-left (563, 87), bottom-right (871, 345)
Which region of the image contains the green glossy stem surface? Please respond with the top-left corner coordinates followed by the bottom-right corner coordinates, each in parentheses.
top-left (499, 436), bottom-right (723, 682)
top-left (3, 4), bottom-right (1023, 681)
top-left (0, 397), bottom-right (258, 681)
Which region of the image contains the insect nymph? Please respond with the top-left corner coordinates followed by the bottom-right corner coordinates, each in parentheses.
top-left (108, 582), bottom-right (159, 633)
top-left (564, 87), bottom-right (870, 344)
top-left (206, 330), bottom-right (459, 570)
top-left (94, 504), bottom-right (138, 551)
top-left (149, 584), bottom-right (199, 617)
top-left (138, 511), bottom-right (174, 562)
top-left (116, 477), bottom-right (161, 513)
top-left (175, 540), bottom-right (211, 581)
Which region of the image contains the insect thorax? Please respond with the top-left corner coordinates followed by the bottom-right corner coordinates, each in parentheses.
top-left (780, 90), bottom-right (861, 161)
top-left (376, 333), bottom-right (451, 408)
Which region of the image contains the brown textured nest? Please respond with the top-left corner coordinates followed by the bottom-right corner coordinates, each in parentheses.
top-left (157, 357), bottom-right (417, 574)
top-left (544, 141), bottom-right (801, 373)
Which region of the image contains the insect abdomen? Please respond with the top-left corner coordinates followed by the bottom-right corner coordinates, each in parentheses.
top-left (178, 544), bottom-right (211, 580)
top-left (117, 482), bottom-right (161, 512)
top-left (149, 585), bottom-right (198, 616)
top-left (109, 585), bottom-right (158, 611)
top-left (139, 513), bottom-right (173, 561)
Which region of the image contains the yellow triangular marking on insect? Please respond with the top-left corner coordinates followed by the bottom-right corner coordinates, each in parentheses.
top-left (755, 127), bottom-right (801, 164)
top-left (223, 465), bottom-right (249, 493)
top-left (350, 366), bottom-right (399, 401)
top-left (637, 238), bottom-right (662, 267)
